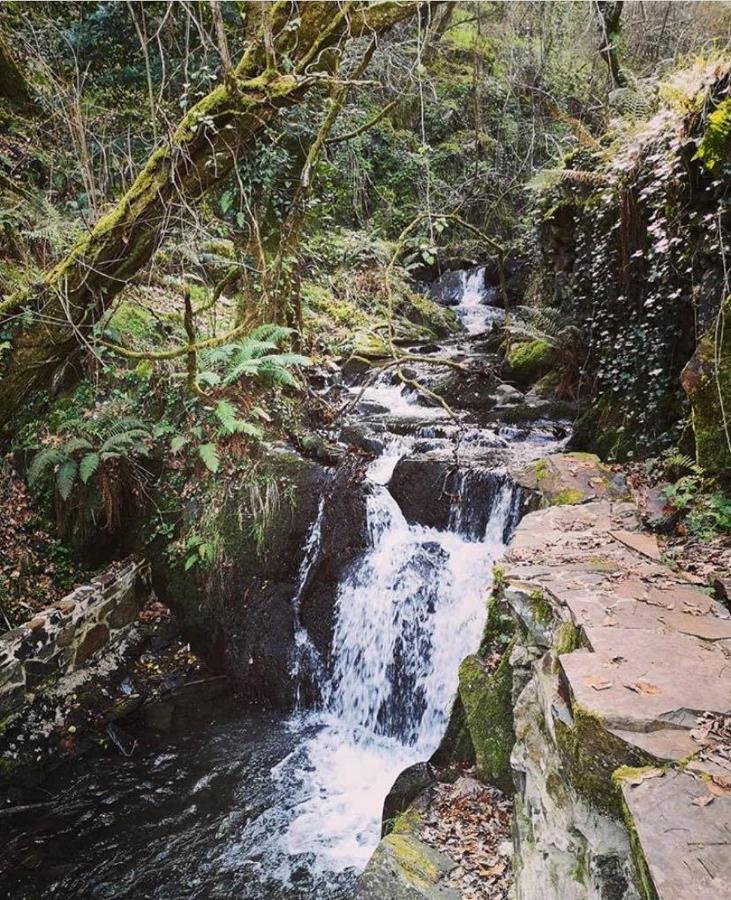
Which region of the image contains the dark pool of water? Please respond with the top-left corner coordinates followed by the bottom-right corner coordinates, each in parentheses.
top-left (0, 707), bottom-right (356, 900)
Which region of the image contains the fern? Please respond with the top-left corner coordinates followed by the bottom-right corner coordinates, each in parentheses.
top-left (27, 448), bottom-right (66, 489)
top-left (201, 324), bottom-right (311, 390)
top-left (198, 442), bottom-right (220, 473)
top-left (56, 460), bottom-right (78, 501)
top-left (79, 453), bottom-right (100, 484)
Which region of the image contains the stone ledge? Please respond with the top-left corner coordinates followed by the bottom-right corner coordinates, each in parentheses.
top-left (506, 498), bottom-right (731, 899)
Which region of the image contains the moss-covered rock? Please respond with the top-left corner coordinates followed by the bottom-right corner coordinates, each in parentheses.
top-left (681, 293), bottom-right (731, 475)
top-left (505, 339), bottom-right (556, 387)
top-left (458, 648), bottom-right (515, 793)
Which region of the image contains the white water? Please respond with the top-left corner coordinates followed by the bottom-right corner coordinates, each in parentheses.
top-left (249, 269), bottom-right (523, 885)
top-left (271, 450), bottom-right (519, 877)
top-left (454, 266), bottom-right (504, 335)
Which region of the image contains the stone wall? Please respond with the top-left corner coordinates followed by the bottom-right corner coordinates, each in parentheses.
top-left (0, 558), bottom-right (150, 721)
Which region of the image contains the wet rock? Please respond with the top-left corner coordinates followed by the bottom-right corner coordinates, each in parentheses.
top-left (339, 423), bottom-right (386, 456)
top-left (431, 370), bottom-right (498, 410)
top-left (388, 456), bottom-right (453, 530)
top-left (356, 833), bottom-right (459, 899)
top-left (503, 339), bottom-right (556, 387)
top-left (298, 460), bottom-right (371, 668)
top-left (427, 269), bottom-right (468, 307)
top-left (493, 384), bottom-right (524, 406)
top-left (382, 762), bottom-right (437, 837)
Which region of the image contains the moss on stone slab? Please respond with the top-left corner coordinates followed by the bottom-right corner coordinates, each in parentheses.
top-left (553, 703), bottom-right (653, 817)
top-left (549, 488), bottom-right (585, 506)
top-left (458, 643), bottom-right (516, 793)
top-left (618, 792), bottom-right (660, 900)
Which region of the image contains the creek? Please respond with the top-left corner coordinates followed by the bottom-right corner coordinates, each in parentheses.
top-left (0, 268), bottom-right (563, 899)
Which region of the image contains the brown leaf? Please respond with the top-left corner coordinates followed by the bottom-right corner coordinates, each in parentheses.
top-left (626, 768), bottom-right (665, 786)
top-left (692, 794), bottom-right (714, 807)
top-left (585, 674), bottom-right (613, 691)
top-left (624, 681), bottom-right (661, 695)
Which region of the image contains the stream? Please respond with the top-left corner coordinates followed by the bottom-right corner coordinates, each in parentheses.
top-left (1, 267), bottom-right (563, 899)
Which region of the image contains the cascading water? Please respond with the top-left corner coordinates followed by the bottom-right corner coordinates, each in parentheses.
top-left (0, 267), bottom-right (563, 900)
top-left (453, 266), bottom-right (504, 335)
top-left (268, 435), bottom-right (522, 879)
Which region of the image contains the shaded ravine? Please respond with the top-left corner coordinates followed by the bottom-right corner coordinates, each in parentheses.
top-left (0, 267), bottom-right (562, 899)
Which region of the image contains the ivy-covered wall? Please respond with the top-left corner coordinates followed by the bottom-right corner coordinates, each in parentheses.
top-left (535, 63), bottom-right (731, 469)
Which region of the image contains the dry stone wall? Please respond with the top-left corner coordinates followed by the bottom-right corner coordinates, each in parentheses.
top-left (0, 558), bottom-right (150, 721)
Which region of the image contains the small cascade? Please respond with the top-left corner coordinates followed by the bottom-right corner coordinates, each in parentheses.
top-left (291, 496), bottom-right (327, 707)
top-left (453, 266), bottom-right (504, 335)
top-left (448, 468), bottom-right (523, 543)
top-left (274, 438), bottom-right (523, 874)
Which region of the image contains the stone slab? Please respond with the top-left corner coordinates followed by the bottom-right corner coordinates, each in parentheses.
top-left (620, 770), bottom-right (731, 900)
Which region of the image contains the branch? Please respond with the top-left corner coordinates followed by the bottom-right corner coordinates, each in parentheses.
top-left (326, 100), bottom-right (398, 145)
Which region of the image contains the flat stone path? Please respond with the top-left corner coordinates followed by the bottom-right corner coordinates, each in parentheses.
top-left (504, 499), bottom-right (731, 900)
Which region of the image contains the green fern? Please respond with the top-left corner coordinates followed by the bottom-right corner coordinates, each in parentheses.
top-left (198, 442), bottom-right (220, 473)
top-left (201, 324), bottom-right (311, 390)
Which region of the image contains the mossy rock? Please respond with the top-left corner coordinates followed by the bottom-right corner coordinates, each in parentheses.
top-left (681, 293), bottom-right (731, 476)
top-left (505, 339), bottom-right (556, 387)
top-left (458, 648), bottom-right (515, 793)
top-left (511, 452), bottom-right (628, 507)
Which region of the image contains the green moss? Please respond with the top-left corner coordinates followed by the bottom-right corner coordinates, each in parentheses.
top-left (529, 589), bottom-right (554, 626)
top-left (506, 339), bottom-right (556, 387)
top-left (391, 807), bottom-right (423, 835)
top-left (619, 794), bottom-right (660, 900)
top-left (554, 620), bottom-right (581, 656)
top-left (385, 834), bottom-right (442, 887)
top-left (550, 488), bottom-right (585, 506)
top-left (554, 704), bottom-right (652, 816)
top-left (459, 644), bottom-right (516, 792)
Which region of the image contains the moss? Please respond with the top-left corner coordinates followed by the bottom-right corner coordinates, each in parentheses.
top-left (554, 704), bottom-right (653, 817)
top-left (618, 793), bottom-right (660, 900)
top-left (506, 339), bottom-right (556, 387)
top-left (554, 620), bottom-right (581, 656)
top-left (529, 589), bottom-right (554, 626)
top-left (391, 807), bottom-right (423, 835)
top-left (550, 488), bottom-right (585, 506)
top-left (385, 834), bottom-right (442, 887)
top-left (459, 643), bottom-right (516, 792)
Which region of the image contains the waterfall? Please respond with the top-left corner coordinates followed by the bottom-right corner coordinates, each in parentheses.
top-left (273, 440), bottom-right (521, 874)
top-left (454, 265), bottom-right (504, 335)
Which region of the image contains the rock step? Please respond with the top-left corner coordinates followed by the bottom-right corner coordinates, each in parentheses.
top-left (505, 497), bottom-right (731, 900)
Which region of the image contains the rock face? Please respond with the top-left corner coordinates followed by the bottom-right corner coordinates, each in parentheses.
top-left (149, 448), bottom-right (329, 707)
top-left (503, 499), bottom-right (731, 900)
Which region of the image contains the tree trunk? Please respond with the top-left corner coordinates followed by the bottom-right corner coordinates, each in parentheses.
top-left (0, 34), bottom-right (34, 108)
top-left (0, 1), bottom-right (431, 428)
top-left (596, 1), bottom-right (627, 88)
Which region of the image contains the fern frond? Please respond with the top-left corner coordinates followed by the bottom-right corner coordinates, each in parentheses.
top-left (56, 459), bottom-right (78, 500)
top-left (28, 448), bottom-right (66, 489)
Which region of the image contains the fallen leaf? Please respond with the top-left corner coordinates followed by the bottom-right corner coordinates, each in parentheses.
top-left (626, 767), bottom-right (665, 786)
top-left (624, 681), bottom-right (661, 695)
top-left (585, 674), bottom-right (613, 690)
top-left (692, 794), bottom-right (714, 807)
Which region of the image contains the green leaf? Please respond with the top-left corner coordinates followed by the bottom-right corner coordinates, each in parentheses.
top-left (198, 442), bottom-right (220, 473)
top-left (79, 453), bottom-right (100, 484)
top-left (170, 435), bottom-right (188, 454)
top-left (56, 459), bottom-right (78, 500)
top-left (28, 448), bottom-right (65, 489)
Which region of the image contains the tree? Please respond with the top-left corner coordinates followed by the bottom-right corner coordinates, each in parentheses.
top-left (0, 1), bottom-right (434, 428)
top-left (596, 0), bottom-right (627, 88)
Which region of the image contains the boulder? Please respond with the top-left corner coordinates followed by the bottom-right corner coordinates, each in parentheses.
top-left (504, 339), bottom-right (557, 387)
top-left (356, 833), bottom-right (459, 900)
top-left (388, 456), bottom-right (453, 530)
top-left (381, 762), bottom-right (436, 837)
top-left (427, 269), bottom-right (468, 307)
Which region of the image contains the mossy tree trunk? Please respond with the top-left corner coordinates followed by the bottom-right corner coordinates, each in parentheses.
top-left (0, 1), bottom-right (430, 428)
